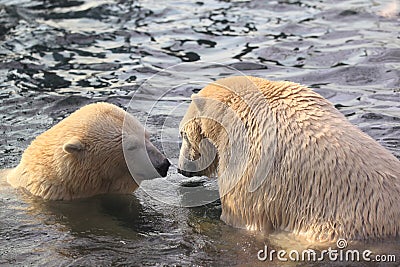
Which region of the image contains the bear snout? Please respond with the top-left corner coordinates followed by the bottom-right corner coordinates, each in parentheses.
top-left (145, 140), bottom-right (171, 177)
top-left (155, 158), bottom-right (171, 177)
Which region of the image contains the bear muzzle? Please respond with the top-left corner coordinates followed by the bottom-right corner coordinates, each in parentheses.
top-left (177, 160), bottom-right (204, 177)
top-left (155, 158), bottom-right (171, 177)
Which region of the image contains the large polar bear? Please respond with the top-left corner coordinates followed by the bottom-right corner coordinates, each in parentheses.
top-left (6, 102), bottom-right (170, 200)
top-left (178, 76), bottom-right (400, 242)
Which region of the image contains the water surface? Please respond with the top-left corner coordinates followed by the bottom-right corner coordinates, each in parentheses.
top-left (0, 0), bottom-right (399, 266)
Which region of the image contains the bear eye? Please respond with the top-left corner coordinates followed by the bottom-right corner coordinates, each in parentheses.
top-left (181, 131), bottom-right (189, 140)
top-left (123, 135), bottom-right (139, 151)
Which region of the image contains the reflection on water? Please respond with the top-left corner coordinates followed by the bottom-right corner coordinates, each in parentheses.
top-left (0, 0), bottom-right (399, 265)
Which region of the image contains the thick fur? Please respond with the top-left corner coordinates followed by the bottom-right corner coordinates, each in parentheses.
top-left (7, 102), bottom-right (169, 200)
top-left (178, 76), bottom-right (400, 242)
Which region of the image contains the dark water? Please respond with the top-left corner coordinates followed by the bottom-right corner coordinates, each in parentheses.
top-left (0, 0), bottom-right (399, 266)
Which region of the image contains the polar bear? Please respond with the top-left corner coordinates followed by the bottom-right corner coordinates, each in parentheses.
top-left (178, 76), bottom-right (400, 242)
top-left (6, 102), bottom-right (170, 200)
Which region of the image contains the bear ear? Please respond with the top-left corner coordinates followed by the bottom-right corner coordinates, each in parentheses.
top-left (191, 94), bottom-right (207, 112)
top-left (63, 137), bottom-right (84, 154)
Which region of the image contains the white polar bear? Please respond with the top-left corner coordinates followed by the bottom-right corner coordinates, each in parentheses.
top-left (178, 76), bottom-right (400, 242)
top-left (6, 102), bottom-right (170, 200)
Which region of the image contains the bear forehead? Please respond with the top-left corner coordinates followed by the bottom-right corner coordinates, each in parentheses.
top-left (66, 102), bottom-right (145, 130)
top-left (46, 102), bottom-right (144, 139)
top-left (77, 103), bottom-right (147, 137)
top-left (72, 102), bottom-right (125, 121)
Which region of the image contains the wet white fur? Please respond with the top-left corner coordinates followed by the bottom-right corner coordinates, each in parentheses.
top-left (179, 76), bottom-right (400, 242)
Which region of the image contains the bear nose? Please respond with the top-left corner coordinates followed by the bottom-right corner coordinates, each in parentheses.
top-left (177, 162), bottom-right (201, 177)
top-left (156, 158), bottom-right (171, 177)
